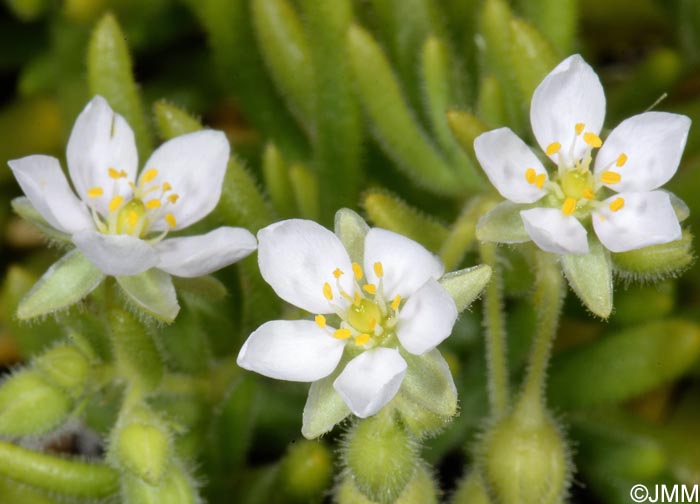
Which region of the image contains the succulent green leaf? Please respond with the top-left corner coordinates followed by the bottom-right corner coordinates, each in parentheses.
top-left (561, 238), bottom-right (613, 319)
top-left (87, 13), bottom-right (153, 158)
top-left (117, 268), bottom-right (179, 324)
top-left (549, 319), bottom-right (700, 409)
top-left (262, 143), bottom-right (295, 218)
top-left (153, 100), bottom-right (204, 140)
top-left (215, 157), bottom-right (274, 232)
top-left (476, 201), bottom-right (530, 243)
top-left (518, 0), bottom-right (576, 54)
top-left (171, 275), bottom-right (227, 300)
top-left (508, 18), bottom-right (560, 101)
top-left (17, 249), bottom-right (104, 320)
top-left (289, 162), bottom-right (320, 221)
top-left (439, 264), bottom-right (492, 313)
top-left (446, 110), bottom-right (488, 163)
top-left (334, 208), bottom-right (370, 264)
top-left (11, 196), bottom-right (70, 243)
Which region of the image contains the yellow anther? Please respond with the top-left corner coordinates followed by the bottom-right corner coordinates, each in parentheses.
top-left (535, 173), bottom-right (547, 189)
top-left (87, 187), bottom-right (104, 198)
top-left (582, 187), bottom-right (596, 200)
top-left (145, 199), bottom-right (161, 209)
top-left (362, 284), bottom-right (377, 295)
top-left (616, 153), bottom-right (628, 167)
top-left (333, 328), bottom-right (352, 340)
top-left (600, 171), bottom-right (622, 184)
top-left (128, 211), bottom-right (139, 227)
top-left (374, 262), bottom-right (384, 278)
top-left (162, 182), bottom-right (172, 191)
top-left (108, 167), bottom-right (127, 179)
top-left (583, 132), bottom-right (602, 148)
top-left (575, 123), bottom-right (585, 135)
top-left (609, 197), bottom-right (625, 212)
top-left (391, 295), bottom-right (401, 311)
top-left (352, 262), bottom-right (363, 281)
top-left (168, 194), bottom-right (179, 204)
top-left (315, 315), bottom-right (326, 329)
top-left (562, 197), bottom-right (577, 216)
top-left (353, 293), bottom-right (361, 306)
top-left (333, 268), bottom-right (344, 279)
top-left (323, 282), bottom-right (333, 300)
top-left (165, 213), bottom-right (177, 228)
top-left (141, 168), bottom-right (159, 184)
top-left (546, 142), bottom-right (561, 156)
top-left (525, 168), bottom-right (536, 184)
top-left (109, 196), bottom-right (124, 213)
top-left (355, 334), bottom-right (371, 346)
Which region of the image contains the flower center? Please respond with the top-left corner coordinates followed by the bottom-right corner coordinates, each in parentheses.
top-left (315, 261), bottom-right (402, 348)
top-left (86, 167), bottom-right (180, 241)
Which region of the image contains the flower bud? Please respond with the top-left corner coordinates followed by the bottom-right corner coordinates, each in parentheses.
top-left (122, 464), bottom-right (197, 504)
top-left (336, 465), bottom-right (438, 504)
top-left (279, 440), bottom-right (332, 502)
top-left (35, 345), bottom-right (90, 396)
top-left (0, 370), bottom-right (70, 436)
top-left (343, 413), bottom-right (419, 503)
top-left (114, 422), bottom-right (170, 485)
top-left (480, 402), bottom-right (570, 504)
top-left (451, 471), bottom-right (491, 504)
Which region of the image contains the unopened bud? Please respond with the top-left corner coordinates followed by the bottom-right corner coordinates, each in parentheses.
top-left (35, 345), bottom-right (89, 396)
top-left (279, 440), bottom-right (332, 502)
top-left (114, 422), bottom-right (170, 485)
top-left (122, 463), bottom-right (197, 504)
top-left (336, 465), bottom-right (438, 504)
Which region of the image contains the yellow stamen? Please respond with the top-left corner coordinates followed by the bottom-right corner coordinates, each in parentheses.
top-left (374, 262), bottom-right (384, 278)
top-left (128, 211), bottom-right (139, 227)
top-left (362, 284), bottom-right (377, 295)
top-left (546, 142), bottom-right (561, 156)
top-left (108, 167), bottom-right (127, 179)
top-left (333, 328), bottom-right (351, 340)
top-left (369, 318), bottom-right (377, 331)
top-left (87, 187), bottom-right (104, 198)
top-left (535, 173), bottom-right (546, 189)
top-left (145, 199), bottom-right (161, 209)
top-left (315, 315), bottom-right (326, 329)
top-left (168, 194), bottom-right (179, 204)
top-left (575, 123), bottom-right (585, 135)
top-left (141, 168), bottom-right (158, 184)
top-left (323, 282), bottom-right (333, 300)
top-left (583, 132), bottom-right (602, 148)
top-left (562, 197), bottom-right (577, 216)
top-left (333, 268), bottom-right (344, 279)
top-left (391, 295), bottom-right (401, 311)
top-left (353, 293), bottom-right (361, 306)
top-left (109, 196), bottom-right (124, 213)
top-left (525, 167), bottom-right (536, 184)
top-left (165, 213), bottom-right (177, 228)
top-left (609, 197), bottom-right (625, 212)
top-left (600, 171), bottom-right (622, 184)
top-left (162, 182), bottom-right (172, 191)
top-left (616, 153), bottom-right (628, 167)
top-left (582, 187), bottom-right (596, 200)
top-left (355, 334), bottom-right (371, 346)
top-left (352, 262), bottom-right (363, 281)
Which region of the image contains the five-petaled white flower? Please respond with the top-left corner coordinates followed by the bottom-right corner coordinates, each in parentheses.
top-left (237, 219), bottom-right (458, 419)
top-left (9, 95), bottom-right (256, 278)
top-left (474, 54), bottom-right (691, 255)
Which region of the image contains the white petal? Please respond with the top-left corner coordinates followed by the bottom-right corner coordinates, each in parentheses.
top-left (258, 219), bottom-right (353, 314)
top-left (66, 96), bottom-right (138, 214)
top-left (333, 348), bottom-right (407, 418)
top-left (8, 155), bottom-right (92, 234)
top-left (474, 128), bottom-right (548, 204)
top-left (592, 191), bottom-right (681, 253)
top-left (530, 55), bottom-right (606, 164)
top-left (154, 227), bottom-right (256, 278)
top-left (397, 279), bottom-right (458, 355)
top-left (364, 228), bottom-right (444, 299)
top-left (72, 229), bottom-right (159, 276)
top-left (145, 130), bottom-right (230, 231)
top-left (237, 320), bottom-right (345, 382)
top-left (594, 112), bottom-right (691, 192)
top-left (520, 207), bottom-right (589, 254)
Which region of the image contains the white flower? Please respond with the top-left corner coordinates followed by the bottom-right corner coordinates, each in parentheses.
top-left (474, 54), bottom-right (691, 254)
top-left (236, 219), bottom-right (458, 419)
top-left (8, 96), bottom-right (257, 277)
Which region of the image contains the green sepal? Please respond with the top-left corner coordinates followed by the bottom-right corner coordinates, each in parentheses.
top-left (451, 471), bottom-right (491, 504)
top-left (17, 249), bottom-right (105, 320)
top-left (394, 349), bottom-right (458, 437)
top-left (334, 207), bottom-right (369, 265)
top-left (336, 464), bottom-right (438, 504)
top-left (439, 264), bottom-right (492, 313)
top-left (171, 275), bottom-right (227, 300)
top-left (301, 357), bottom-right (351, 439)
top-left (611, 229), bottom-right (694, 281)
top-left (548, 319), bottom-right (700, 409)
top-left (667, 191), bottom-right (690, 222)
top-left (11, 196), bottom-right (70, 243)
top-left (114, 422), bottom-right (171, 485)
top-left (34, 345), bottom-right (90, 397)
top-left (153, 100), bottom-right (204, 140)
top-left (122, 463), bottom-right (198, 504)
top-left (363, 190), bottom-right (449, 252)
top-left (117, 269), bottom-right (179, 324)
top-left (476, 201), bottom-right (530, 243)
top-left (561, 238), bottom-right (613, 319)
top-left (0, 370), bottom-right (71, 436)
